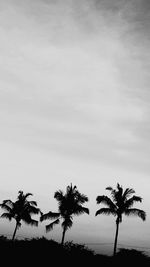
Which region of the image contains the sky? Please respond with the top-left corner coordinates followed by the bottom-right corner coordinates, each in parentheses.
top-left (0, 0), bottom-right (150, 255)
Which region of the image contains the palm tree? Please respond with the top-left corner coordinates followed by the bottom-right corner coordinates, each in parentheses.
top-left (0, 191), bottom-right (40, 241)
top-left (40, 183), bottom-right (89, 245)
top-left (95, 183), bottom-right (146, 256)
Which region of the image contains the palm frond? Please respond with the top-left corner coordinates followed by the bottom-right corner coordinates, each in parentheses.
top-left (24, 193), bottom-right (33, 198)
top-left (96, 195), bottom-right (116, 210)
top-left (28, 201), bottom-right (37, 206)
top-left (76, 192), bottom-right (88, 204)
top-left (125, 196), bottom-right (142, 208)
top-left (54, 190), bottom-right (64, 202)
top-left (0, 200), bottom-right (14, 211)
top-left (27, 206), bottom-right (40, 215)
top-left (106, 186), bottom-right (113, 191)
top-left (66, 184), bottom-right (76, 194)
top-left (40, 211), bottom-right (60, 222)
top-left (2, 199), bottom-right (13, 205)
top-left (124, 208), bottom-right (146, 221)
top-left (18, 191), bottom-right (32, 197)
top-left (116, 183), bottom-right (123, 197)
top-left (95, 208), bottom-right (117, 216)
top-left (123, 188), bottom-right (135, 199)
top-left (1, 213), bottom-right (13, 221)
top-left (18, 190), bottom-right (23, 194)
top-left (106, 186), bottom-right (118, 203)
top-left (73, 205), bottom-right (89, 215)
top-left (0, 203), bottom-right (12, 213)
top-left (108, 184), bottom-right (124, 203)
top-left (46, 219), bottom-right (60, 232)
top-left (23, 218), bottom-right (38, 227)
top-left (117, 183), bottom-right (121, 190)
top-left (62, 217), bottom-right (73, 230)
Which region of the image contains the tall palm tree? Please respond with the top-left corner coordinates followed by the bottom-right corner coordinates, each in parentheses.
top-left (95, 183), bottom-right (146, 256)
top-left (0, 191), bottom-right (40, 241)
top-left (40, 184), bottom-right (89, 245)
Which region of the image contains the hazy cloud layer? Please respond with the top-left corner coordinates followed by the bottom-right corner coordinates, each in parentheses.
top-left (0, 0), bottom-right (150, 173)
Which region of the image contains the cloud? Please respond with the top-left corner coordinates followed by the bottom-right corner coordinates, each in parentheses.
top-left (0, 0), bottom-right (150, 174)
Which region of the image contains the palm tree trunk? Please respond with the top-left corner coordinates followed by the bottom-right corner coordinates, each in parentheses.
top-left (61, 226), bottom-right (66, 245)
top-left (113, 219), bottom-right (119, 256)
top-left (12, 221), bottom-right (18, 241)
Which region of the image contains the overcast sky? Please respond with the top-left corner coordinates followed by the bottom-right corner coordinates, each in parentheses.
top-left (0, 0), bottom-right (150, 255)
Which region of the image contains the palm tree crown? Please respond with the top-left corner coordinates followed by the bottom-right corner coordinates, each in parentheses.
top-left (40, 184), bottom-right (89, 244)
top-left (95, 183), bottom-right (146, 256)
top-left (0, 191), bottom-right (40, 240)
top-left (96, 183), bottom-right (146, 222)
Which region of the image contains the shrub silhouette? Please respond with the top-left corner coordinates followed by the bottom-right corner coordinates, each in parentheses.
top-left (0, 236), bottom-right (149, 267)
top-left (115, 248), bottom-right (150, 266)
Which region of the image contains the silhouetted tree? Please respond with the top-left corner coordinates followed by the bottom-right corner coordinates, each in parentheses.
top-left (0, 191), bottom-right (40, 240)
top-left (40, 184), bottom-right (89, 245)
top-left (95, 183), bottom-right (146, 256)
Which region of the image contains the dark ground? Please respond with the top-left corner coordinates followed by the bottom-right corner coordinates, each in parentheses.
top-left (0, 236), bottom-right (149, 266)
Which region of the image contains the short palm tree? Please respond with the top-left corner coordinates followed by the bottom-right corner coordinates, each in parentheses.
top-left (0, 191), bottom-right (40, 241)
top-left (40, 184), bottom-right (89, 245)
top-left (95, 183), bottom-right (146, 256)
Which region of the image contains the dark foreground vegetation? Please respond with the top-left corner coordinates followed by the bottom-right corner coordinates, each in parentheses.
top-left (0, 236), bottom-right (150, 267)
